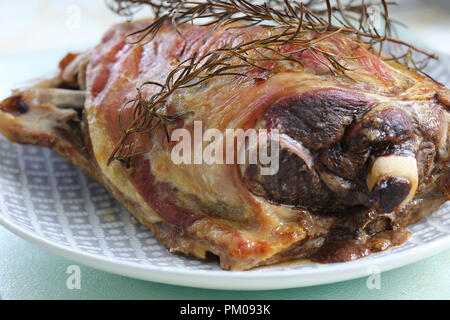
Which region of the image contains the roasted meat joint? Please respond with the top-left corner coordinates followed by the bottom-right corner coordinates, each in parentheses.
top-left (0, 1), bottom-right (448, 270)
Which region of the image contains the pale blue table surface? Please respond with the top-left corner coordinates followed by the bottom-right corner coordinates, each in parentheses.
top-left (0, 226), bottom-right (449, 300)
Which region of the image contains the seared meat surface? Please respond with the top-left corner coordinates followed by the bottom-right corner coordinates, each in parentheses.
top-left (0, 20), bottom-right (449, 270)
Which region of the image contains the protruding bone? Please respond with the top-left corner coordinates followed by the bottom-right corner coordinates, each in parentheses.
top-left (15, 88), bottom-right (86, 110)
top-left (367, 155), bottom-right (419, 212)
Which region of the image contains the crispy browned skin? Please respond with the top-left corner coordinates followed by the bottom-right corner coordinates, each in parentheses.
top-left (0, 20), bottom-right (449, 270)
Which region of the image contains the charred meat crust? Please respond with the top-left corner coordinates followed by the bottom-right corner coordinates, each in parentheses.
top-left (244, 89), bottom-right (377, 209)
top-left (369, 176), bottom-right (412, 213)
top-left (244, 88), bottom-right (448, 214)
top-left (244, 147), bottom-right (330, 207)
top-left (265, 89), bottom-right (376, 150)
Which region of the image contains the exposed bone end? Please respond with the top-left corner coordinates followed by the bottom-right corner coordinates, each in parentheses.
top-left (30, 88), bottom-right (86, 110)
top-left (367, 155), bottom-right (419, 212)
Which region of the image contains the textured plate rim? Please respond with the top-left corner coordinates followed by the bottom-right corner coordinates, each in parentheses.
top-left (1, 211), bottom-right (449, 290)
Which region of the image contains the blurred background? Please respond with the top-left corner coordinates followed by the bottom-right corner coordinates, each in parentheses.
top-left (0, 0), bottom-right (449, 57)
top-left (1, 0), bottom-right (448, 98)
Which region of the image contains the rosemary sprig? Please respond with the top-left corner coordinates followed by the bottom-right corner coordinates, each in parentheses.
top-left (108, 0), bottom-right (436, 59)
top-left (105, 0), bottom-right (438, 167)
top-left (107, 26), bottom-right (334, 165)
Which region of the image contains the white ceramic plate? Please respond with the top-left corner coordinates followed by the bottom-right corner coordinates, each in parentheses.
top-left (0, 51), bottom-right (449, 291)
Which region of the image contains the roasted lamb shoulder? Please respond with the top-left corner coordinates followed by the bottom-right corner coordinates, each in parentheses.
top-left (0, 19), bottom-right (449, 270)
